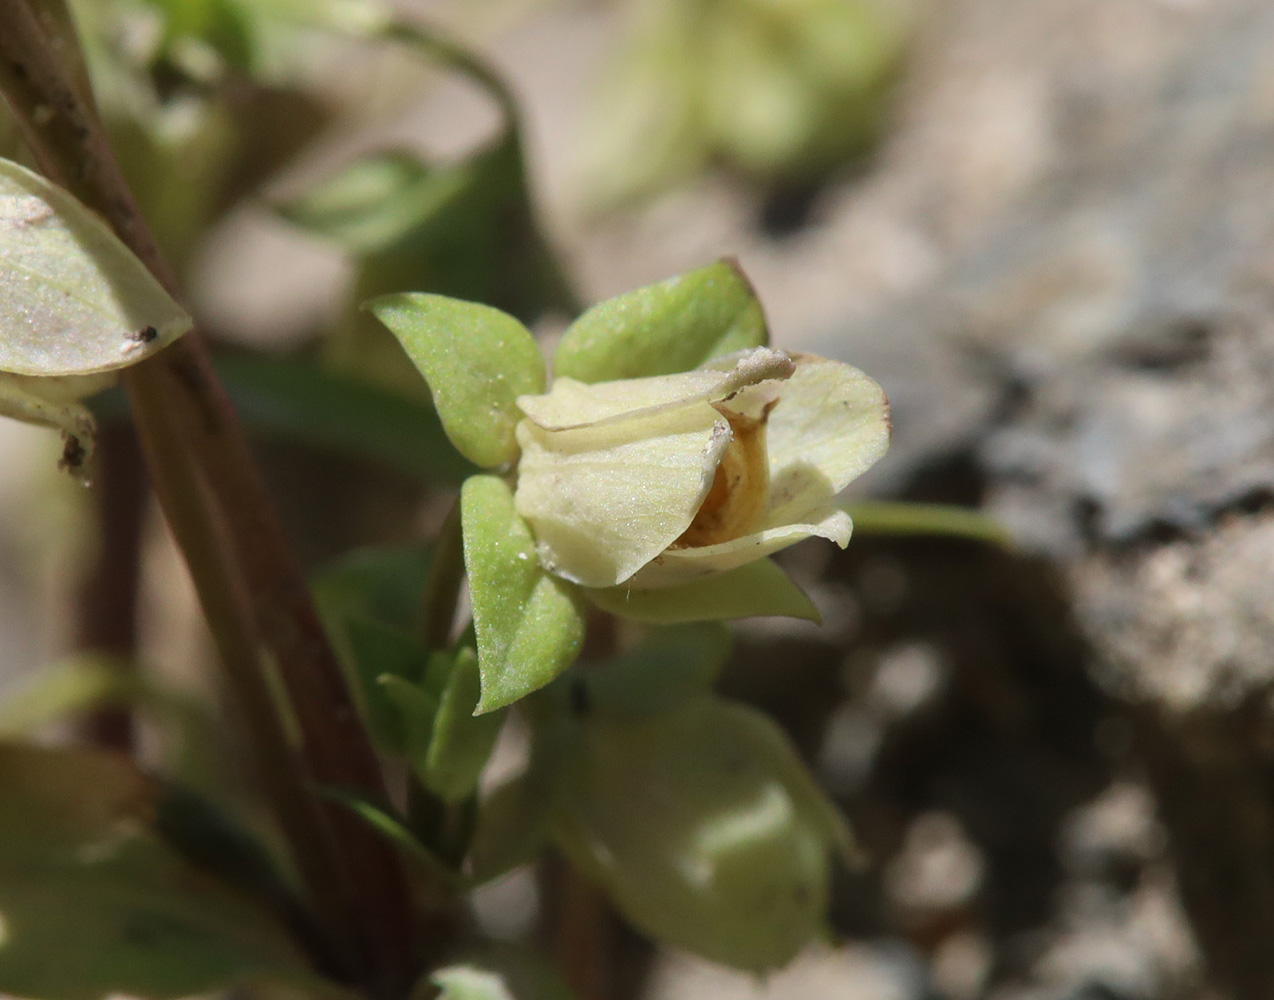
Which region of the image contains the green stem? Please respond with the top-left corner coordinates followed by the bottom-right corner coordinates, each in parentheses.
top-left (844, 501), bottom-right (1014, 548)
top-left (126, 372), bottom-right (364, 980)
top-left (74, 424), bottom-right (146, 753)
top-left (420, 500), bottom-right (464, 651)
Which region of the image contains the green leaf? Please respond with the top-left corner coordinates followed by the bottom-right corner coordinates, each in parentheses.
top-left (378, 672), bottom-right (440, 763)
top-left (0, 158), bottom-right (191, 378)
top-left (277, 152), bottom-right (469, 255)
top-left (468, 772), bottom-right (554, 885)
top-left (423, 647), bottom-right (506, 801)
top-left (367, 294), bottom-right (545, 468)
top-left (319, 786), bottom-right (457, 898)
top-left (0, 655), bottom-right (227, 794)
top-left (552, 260), bottom-right (766, 383)
top-left (346, 620), bottom-right (431, 750)
top-left (550, 698), bottom-right (848, 973)
top-left (844, 501), bottom-right (1014, 548)
top-left (461, 475), bottom-right (584, 713)
top-left (311, 542), bottom-right (435, 637)
top-left (0, 654), bottom-right (133, 736)
top-left (154, 784), bottom-right (298, 916)
top-left (214, 353), bottom-right (475, 487)
top-left (468, 717), bottom-right (574, 884)
top-left (573, 623), bottom-right (731, 718)
top-left (587, 557), bottom-right (819, 624)
top-left (0, 742), bottom-right (316, 1000)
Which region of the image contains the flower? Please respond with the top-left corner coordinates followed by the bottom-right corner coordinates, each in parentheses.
top-left (512, 346), bottom-right (890, 590)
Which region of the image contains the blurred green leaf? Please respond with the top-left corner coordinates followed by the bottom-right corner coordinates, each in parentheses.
top-left (346, 620), bottom-right (431, 749)
top-left (469, 772), bottom-right (554, 885)
top-left (551, 697), bottom-right (853, 972)
top-left (93, 354), bottom-right (474, 485)
top-left (553, 260), bottom-right (767, 383)
top-left (278, 152), bottom-right (468, 255)
top-left (0, 654), bottom-right (132, 736)
top-left (154, 784), bottom-right (299, 920)
top-left (461, 475), bottom-right (584, 713)
top-left (581, 0), bottom-right (907, 205)
top-left (378, 672), bottom-right (440, 761)
top-left (588, 557), bottom-right (819, 624)
top-left (0, 654), bottom-right (229, 794)
top-left (153, 0), bottom-right (255, 71)
top-left (428, 947), bottom-right (577, 1000)
top-left (468, 702), bottom-right (576, 885)
top-left (367, 295), bottom-right (544, 468)
top-left (433, 966), bottom-right (516, 1000)
top-left (573, 623), bottom-right (731, 718)
top-left (312, 542), bottom-right (435, 637)
top-left (319, 786), bottom-right (457, 896)
top-left (0, 742), bottom-right (318, 1000)
top-left (217, 353), bottom-right (474, 486)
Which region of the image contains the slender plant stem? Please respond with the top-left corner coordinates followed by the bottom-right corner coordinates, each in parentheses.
top-left (74, 424), bottom-right (146, 752)
top-left (125, 372), bottom-right (365, 981)
top-left (420, 500), bottom-right (464, 652)
top-left (0, 5), bottom-right (418, 991)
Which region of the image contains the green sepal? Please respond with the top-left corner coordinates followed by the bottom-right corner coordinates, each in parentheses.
top-left (366, 294), bottom-right (545, 468)
top-left (587, 557), bottom-right (818, 624)
top-left (552, 259), bottom-right (767, 383)
top-left (461, 475), bottom-right (585, 713)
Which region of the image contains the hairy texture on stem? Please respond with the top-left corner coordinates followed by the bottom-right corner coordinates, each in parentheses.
top-left (0, 4), bottom-right (420, 992)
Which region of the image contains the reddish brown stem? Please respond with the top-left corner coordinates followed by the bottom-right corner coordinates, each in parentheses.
top-left (74, 423), bottom-right (146, 752)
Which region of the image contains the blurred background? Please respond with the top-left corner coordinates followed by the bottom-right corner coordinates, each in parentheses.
top-left (9, 0), bottom-right (1274, 997)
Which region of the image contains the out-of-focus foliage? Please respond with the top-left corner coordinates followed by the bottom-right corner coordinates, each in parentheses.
top-left (279, 44), bottom-right (577, 397)
top-left (0, 743), bottom-right (316, 1000)
top-left (580, 0), bottom-right (911, 208)
top-left (549, 696), bottom-right (855, 972)
top-left (62, 0), bottom-right (346, 270)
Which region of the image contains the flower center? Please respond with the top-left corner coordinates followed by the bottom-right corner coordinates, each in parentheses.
top-left (673, 404), bottom-right (772, 549)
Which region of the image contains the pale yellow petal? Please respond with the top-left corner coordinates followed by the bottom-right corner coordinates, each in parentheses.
top-left (626, 507), bottom-right (853, 589)
top-left (514, 403), bottom-right (733, 587)
top-left (517, 347), bottom-right (793, 431)
top-left (762, 354), bottom-right (890, 528)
